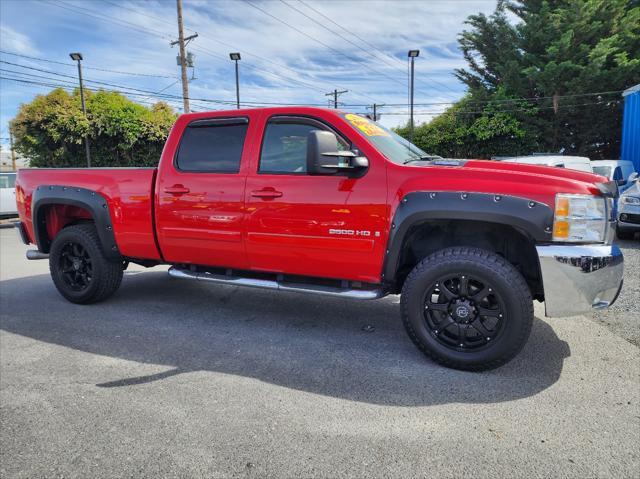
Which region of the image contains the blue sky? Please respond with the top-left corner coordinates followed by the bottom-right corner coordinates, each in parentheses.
top-left (0, 0), bottom-right (499, 153)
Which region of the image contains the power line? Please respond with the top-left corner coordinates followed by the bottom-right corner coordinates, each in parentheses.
top-left (42, 0), bottom-right (352, 101)
top-left (244, 0), bottom-right (397, 100)
top-left (0, 50), bottom-right (176, 79)
top-left (0, 71), bottom-right (344, 107)
top-left (42, 0), bottom-right (367, 101)
top-left (96, 0), bottom-right (391, 104)
top-left (292, 0), bottom-right (460, 96)
top-left (102, 0), bottom-right (197, 36)
top-left (3, 75), bottom-right (618, 118)
top-left (2, 57), bottom-right (623, 110)
top-left (381, 100), bottom-right (622, 116)
top-left (49, 0), bottom-right (174, 41)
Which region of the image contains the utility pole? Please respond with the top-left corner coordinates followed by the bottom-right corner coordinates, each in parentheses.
top-left (372, 103), bottom-right (385, 121)
top-left (366, 104), bottom-right (384, 121)
top-left (69, 53), bottom-right (91, 167)
top-left (175, 0), bottom-right (190, 113)
top-left (325, 89), bottom-right (348, 109)
top-left (9, 130), bottom-right (16, 171)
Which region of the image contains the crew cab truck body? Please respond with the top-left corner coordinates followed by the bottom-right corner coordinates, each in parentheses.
top-left (14, 107), bottom-right (624, 371)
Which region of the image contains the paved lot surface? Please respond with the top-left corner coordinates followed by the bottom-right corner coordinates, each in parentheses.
top-left (1, 229), bottom-right (639, 478)
top-left (592, 238), bottom-right (640, 346)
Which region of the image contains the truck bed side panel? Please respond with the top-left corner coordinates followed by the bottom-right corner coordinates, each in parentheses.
top-left (16, 168), bottom-right (161, 260)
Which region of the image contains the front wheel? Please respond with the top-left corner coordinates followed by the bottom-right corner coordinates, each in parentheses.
top-left (400, 247), bottom-right (533, 371)
top-left (49, 223), bottom-right (123, 304)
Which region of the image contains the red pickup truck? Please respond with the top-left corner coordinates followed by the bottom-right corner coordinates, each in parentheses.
top-left (14, 107), bottom-right (624, 370)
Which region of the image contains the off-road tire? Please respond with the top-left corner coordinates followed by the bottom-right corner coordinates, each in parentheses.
top-left (400, 247), bottom-right (533, 371)
top-left (49, 223), bottom-right (123, 304)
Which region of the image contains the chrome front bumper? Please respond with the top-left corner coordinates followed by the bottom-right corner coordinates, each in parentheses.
top-left (536, 244), bottom-right (624, 317)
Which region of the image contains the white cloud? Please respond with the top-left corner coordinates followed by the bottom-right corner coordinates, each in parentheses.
top-left (0, 25), bottom-right (39, 55)
top-left (0, 0), bottom-right (501, 142)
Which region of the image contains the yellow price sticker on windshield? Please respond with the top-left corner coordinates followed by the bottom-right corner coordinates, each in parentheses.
top-left (344, 113), bottom-right (390, 137)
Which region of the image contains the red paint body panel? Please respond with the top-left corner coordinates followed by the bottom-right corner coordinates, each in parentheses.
top-left (15, 168), bottom-right (161, 260)
top-left (15, 106), bottom-right (613, 284)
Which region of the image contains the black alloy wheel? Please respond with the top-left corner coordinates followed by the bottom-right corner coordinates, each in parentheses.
top-left (58, 242), bottom-right (93, 291)
top-left (423, 273), bottom-right (505, 351)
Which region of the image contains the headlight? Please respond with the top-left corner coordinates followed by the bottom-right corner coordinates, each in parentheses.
top-left (553, 194), bottom-right (607, 242)
top-left (622, 196), bottom-right (640, 205)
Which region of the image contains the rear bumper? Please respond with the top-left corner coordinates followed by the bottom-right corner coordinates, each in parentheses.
top-left (536, 244), bottom-right (624, 317)
top-left (14, 221), bottom-right (30, 245)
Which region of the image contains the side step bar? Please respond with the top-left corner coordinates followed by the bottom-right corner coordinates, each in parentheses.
top-left (168, 266), bottom-right (386, 300)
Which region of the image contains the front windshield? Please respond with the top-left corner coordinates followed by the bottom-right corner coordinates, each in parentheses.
top-left (592, 166), bottom-right (612, 178)
top-left (341, 113), bottom-right (438, 165)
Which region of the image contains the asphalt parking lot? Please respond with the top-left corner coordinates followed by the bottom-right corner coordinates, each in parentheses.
top-left (1, 228), bottom-right (638, 478)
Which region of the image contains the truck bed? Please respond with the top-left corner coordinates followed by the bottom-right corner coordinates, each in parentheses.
top-left (16, 168), bottom-right (162, 260)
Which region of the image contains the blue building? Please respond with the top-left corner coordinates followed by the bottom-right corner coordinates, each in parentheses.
top-left (621, 84), bottom-right (639, 171)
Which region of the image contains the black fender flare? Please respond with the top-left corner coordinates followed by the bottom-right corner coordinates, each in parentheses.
top-left (32, 185), bottom-right (121, 260)
top-left (382, 191), bottom-right (554, 282)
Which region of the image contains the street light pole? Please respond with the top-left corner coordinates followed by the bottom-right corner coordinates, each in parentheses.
top-left (229, 53), bottom-right (241, 109)
top-left (70, 52), bottom-right (91, 168)
top-left (408, 50), bottom-right (420, 149)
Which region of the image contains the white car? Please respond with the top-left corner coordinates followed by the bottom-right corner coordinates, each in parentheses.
top-left (617, 179), bottom-right (640, 240)
top-left (592, 160), bottom-right (638, 194)
top-left (496, 155), bottom-right (593, 173)
top-left (0, 172), bottom-right (17, 218)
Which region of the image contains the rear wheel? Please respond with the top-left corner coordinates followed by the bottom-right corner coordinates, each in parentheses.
top-left (49, 224), bottom-right (123, 304)
top-left (400, 247), bottom-right (533, 371)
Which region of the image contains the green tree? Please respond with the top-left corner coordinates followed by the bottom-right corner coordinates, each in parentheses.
top-left (399, 0), bottom-right (640, 159)
top-left (395, 94), bottom-right (538, 158)
top-left (10, 88), bottom-right (177, 167)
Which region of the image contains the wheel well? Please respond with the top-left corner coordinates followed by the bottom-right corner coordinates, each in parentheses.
top-left (38, 204), bottom-right (94, 252)
top-left (392, 219), bottom-right (543, 300)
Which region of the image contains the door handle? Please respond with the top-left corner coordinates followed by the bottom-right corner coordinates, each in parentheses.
top-left (164, 185), bottom-right (190, 195)
top-left (251, 189), bottom-right (283, 198)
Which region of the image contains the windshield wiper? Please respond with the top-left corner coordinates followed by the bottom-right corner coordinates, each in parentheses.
top-left (403, 155), bottom-right (442, 164)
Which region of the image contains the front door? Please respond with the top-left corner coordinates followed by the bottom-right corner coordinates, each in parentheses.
top-left (244, 115), bottom-right (387, 284)
top-left (155, 116), bottom-right (251, 269)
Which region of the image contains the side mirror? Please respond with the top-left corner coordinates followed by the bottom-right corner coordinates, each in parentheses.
top-left (628, 172), bottom-right (639, 183)
top-left (306, 130), bottom-right (368, 176)
top-left (613, 168), bottom-right (626, 186)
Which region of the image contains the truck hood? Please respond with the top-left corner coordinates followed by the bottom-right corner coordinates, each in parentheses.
top-left (394, 158), bottom-right (613, 207)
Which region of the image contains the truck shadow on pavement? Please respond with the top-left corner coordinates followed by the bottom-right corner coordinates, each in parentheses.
top-left (0, 271), bottom-right (570, 406)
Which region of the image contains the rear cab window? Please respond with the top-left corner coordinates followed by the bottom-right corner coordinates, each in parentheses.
top-left (176, 118), bottom-right (249, 173)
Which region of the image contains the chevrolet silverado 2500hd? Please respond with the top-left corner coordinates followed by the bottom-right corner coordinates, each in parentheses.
top-left (14, 107), bottom-right (624, 370)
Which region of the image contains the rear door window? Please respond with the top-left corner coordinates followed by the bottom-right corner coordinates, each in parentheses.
top-left (176, 119), bottom-right (248, 173)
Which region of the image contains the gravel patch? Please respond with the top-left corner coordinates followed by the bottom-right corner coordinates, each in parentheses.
top-left (591, 239), bottom-right (640, 347)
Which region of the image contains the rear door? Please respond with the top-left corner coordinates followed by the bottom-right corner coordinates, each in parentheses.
top-left (244, 114), bottom-right (388, 284)
top-left (155, 116), bottom-right (251, 269)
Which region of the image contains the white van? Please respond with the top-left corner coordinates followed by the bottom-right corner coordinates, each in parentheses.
top-left (497, 155), bottom-right (593, 173)
top-left (592, 160), bottom-right (638, 194)
top-left (0, 172), bottom-right (17, 218)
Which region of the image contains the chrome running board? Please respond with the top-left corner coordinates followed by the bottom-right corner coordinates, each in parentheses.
top-left (168, 266), bottom-right (386, 300)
